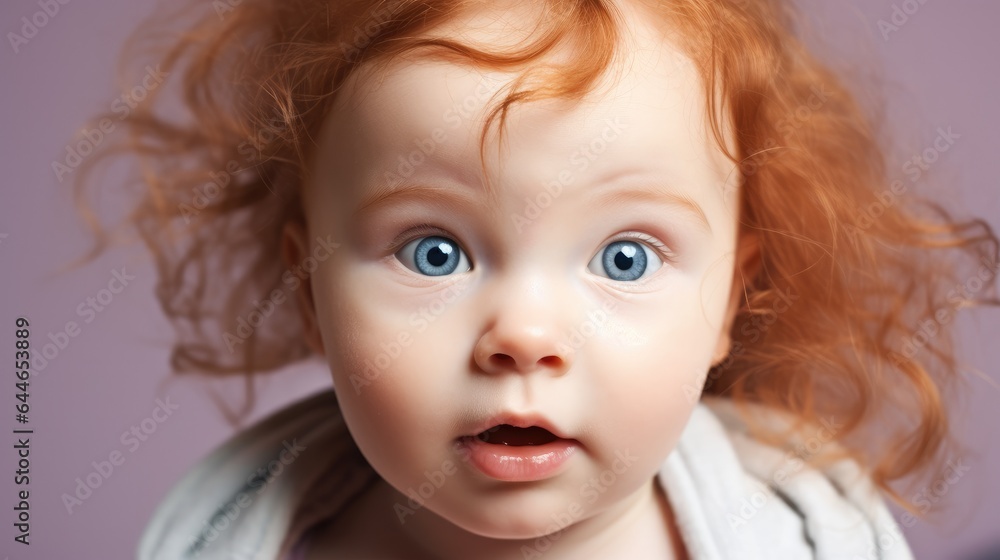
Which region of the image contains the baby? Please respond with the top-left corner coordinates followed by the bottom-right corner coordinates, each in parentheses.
top-left (70, 0), bottom-right (999, 558)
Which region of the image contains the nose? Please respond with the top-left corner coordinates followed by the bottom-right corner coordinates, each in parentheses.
top-left (472, 277), bottom-right (574, 376)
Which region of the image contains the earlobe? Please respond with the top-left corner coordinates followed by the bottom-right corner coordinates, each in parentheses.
top-left (735, 230), bottom-right (762, 286)
top-left (712, 231), bottom-right (761, 367)
top-left (280, 221), bottom-right (326, 357)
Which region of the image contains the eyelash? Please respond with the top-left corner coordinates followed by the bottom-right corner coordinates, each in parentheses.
top-left (388, 223), bottom-right (677, 265)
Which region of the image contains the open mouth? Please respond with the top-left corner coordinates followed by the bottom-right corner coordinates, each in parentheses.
top-left (474, 424), bottom-right (560, 446)
top-left (457, 422), bottom-right (579, 481)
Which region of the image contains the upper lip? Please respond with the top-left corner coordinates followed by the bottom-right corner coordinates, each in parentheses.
top-left (463, 411), bottom-right (574, 441)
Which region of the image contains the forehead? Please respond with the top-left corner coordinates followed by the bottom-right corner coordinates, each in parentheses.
top-left (315, 0), bottom-right (736, 220)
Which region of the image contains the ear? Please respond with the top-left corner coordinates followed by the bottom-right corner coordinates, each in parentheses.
top-left (711, 229), bottom-right (761, 366)
top-left (281, 220), bottom-right (326, 357)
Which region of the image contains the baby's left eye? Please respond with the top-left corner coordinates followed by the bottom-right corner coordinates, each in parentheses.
top-left (587, 240), bottom-right (663, 282)
top-left (395, 235), bottom-right (472, 277)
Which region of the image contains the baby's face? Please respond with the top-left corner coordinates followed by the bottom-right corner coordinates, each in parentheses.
top-left (296, 1), bottom-right (744, 540)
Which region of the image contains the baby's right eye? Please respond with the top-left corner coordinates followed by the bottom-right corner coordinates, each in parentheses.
top-left (395, 236), bottom-right (472, 277)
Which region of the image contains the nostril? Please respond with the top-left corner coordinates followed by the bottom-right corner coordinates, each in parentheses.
top-left (539, 356), bottom-right (562, 368)
top-left (491, 354), bottom-right (515, 367)
top-left (487, 353), bottom-right (564, 372)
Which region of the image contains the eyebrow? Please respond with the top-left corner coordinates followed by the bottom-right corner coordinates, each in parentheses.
top-left (352, 182), bottom-right (486, 221)
top-left (587, 185), bottom-right (713, 234)
top-left (352, 178), bottom-right (712, 234)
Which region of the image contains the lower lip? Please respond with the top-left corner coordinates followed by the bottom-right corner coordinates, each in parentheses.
top-left (457, 436), bottom-right (579, 482)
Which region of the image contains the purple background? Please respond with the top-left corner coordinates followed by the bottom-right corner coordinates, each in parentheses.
top-left (2, 0), bottom-right (998, 558)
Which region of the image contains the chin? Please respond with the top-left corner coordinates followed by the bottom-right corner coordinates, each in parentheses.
top-left (425, 489), bottom-right (593, 540)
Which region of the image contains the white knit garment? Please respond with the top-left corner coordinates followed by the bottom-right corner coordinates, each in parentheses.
top-left (137, 391), bottom-right (914, 560)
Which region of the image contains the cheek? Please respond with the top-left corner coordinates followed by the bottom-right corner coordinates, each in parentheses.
top-left (312, 265), bottom-right (468, 475)
top-left (582, 289), bottom-right (724, 462)
top-left (593, 289), bottom-right (723, 391)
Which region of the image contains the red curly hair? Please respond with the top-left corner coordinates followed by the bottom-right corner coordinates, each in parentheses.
top-left (70, 0), bottom-right (999, 513)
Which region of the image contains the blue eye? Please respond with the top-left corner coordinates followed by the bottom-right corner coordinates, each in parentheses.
top-left (587, 240), bottom-right (663, 282)
top-left (396, 236), bottom-right (471, 277)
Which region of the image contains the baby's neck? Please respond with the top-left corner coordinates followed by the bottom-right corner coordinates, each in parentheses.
top-left (342, 475), bottom-right (687, 560)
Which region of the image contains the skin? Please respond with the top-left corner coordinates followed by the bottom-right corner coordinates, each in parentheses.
top-left (283, 1), bottom-right (758, 558)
